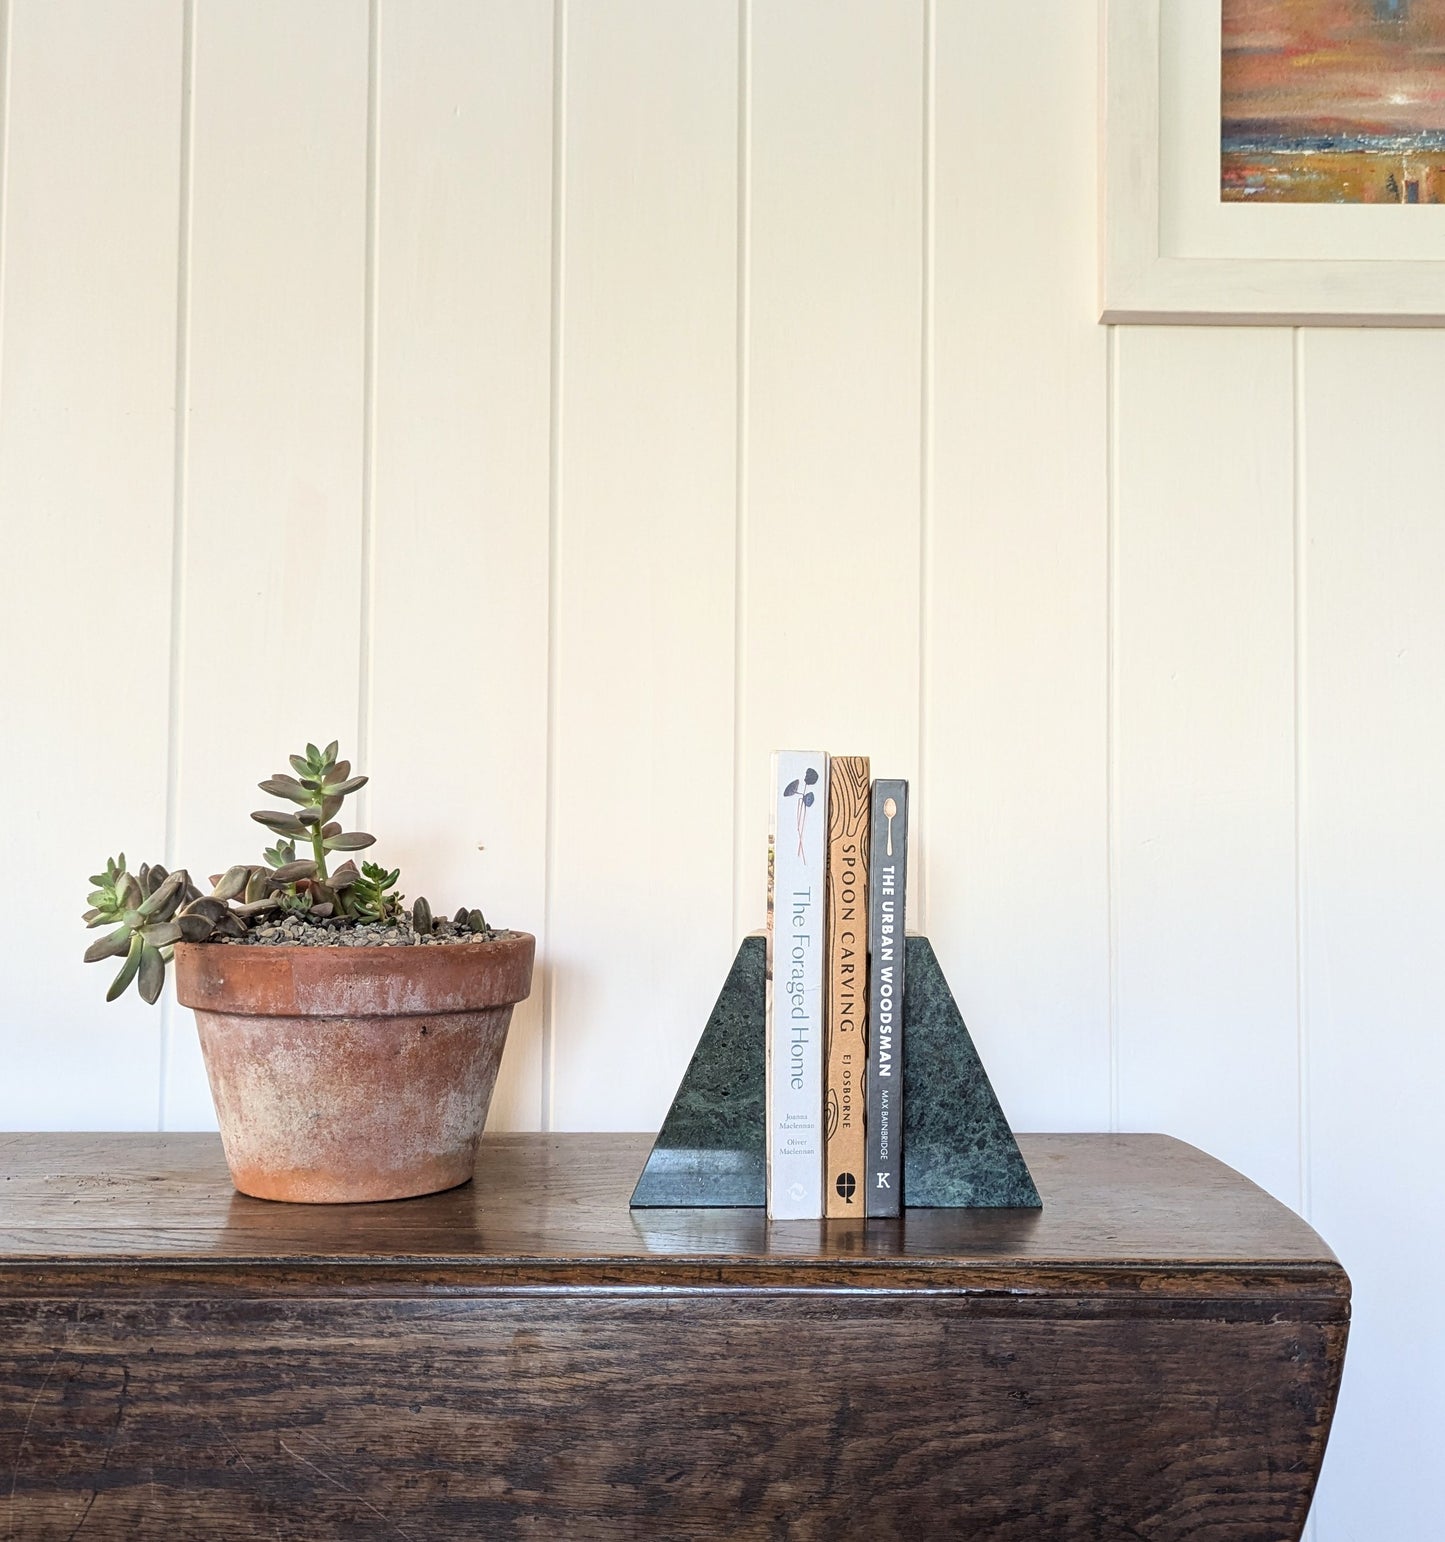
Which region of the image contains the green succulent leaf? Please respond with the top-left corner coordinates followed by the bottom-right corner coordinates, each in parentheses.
top-left (245, 868), bottom-right (273, 903)
top-left (106, 935), bottom-right (144, 1002)
top-left (296, 809), bottom-right (322, 828)
top-left (176, 913), bottom-right (214, 942)
top-left (116, 872), bottom-right (143, 911)
top-left (322, 740), bottom-right (338, 765)
top-left (323, 831), bottom-right (375, 852)
top-left (271, 858), bottom-right (319, 882)
top-left (328, 760), bottom-right (351, 783)
top-left (89, 854), bottom-right (125, 890)
top-left (289, 754), bottom-right (312, 778)
top-left (258, 776), bottom-right (312, 805)
top-left (411, 897), bottom-right (432, 935)
top-left (137, 869), bottom-right (187, 921)
top-left (85, 924), bottom-right (135, 964)
top-left (468, 909), bottom-right (487, 935)
top-left (181, 896), bottom-right (230, 926)
top-left (320, 794), bottom-right (343, 821)
top-left (323, 775), bottom-right (367, 798)
top-left (212, 865), bottom-right (252, 902)
top-left (137, 942), bottom-right (166, 1005)
top-left (252, 810), bottom-right (307, 837)
top-left (142, 921), bottom-right (184, 949)
top-left (305, 743), bottom-right (321, 765)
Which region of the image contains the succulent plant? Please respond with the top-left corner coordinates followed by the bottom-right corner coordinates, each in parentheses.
top-left (84, 742), bottom-right (492, 1003)
top-left (350, 861), bottom-right (402, 924)
top-left (84, 857), bottom-right (207, 1003)
top-left (252, 741), bottom-right (374, 917)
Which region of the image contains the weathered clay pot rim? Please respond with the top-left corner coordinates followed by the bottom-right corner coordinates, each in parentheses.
top-left (174, 931), bottom-right (536, 1018)
top-left (185, 932), bottom-right (519, 958)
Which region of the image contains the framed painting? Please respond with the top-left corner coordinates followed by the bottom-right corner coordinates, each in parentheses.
top-left (1101, 0), bottom-right (1445, 323)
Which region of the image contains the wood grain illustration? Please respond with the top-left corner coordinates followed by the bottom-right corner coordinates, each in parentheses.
top-left (826, 755), bottom-right (870, 1217)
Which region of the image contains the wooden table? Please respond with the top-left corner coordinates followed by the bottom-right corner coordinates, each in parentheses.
top-left (0, 1131), bottom-right (1347, 1540)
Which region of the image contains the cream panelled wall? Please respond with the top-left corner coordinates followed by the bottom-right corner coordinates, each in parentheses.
top-left (0, 3), bottom-right (1440, 1535)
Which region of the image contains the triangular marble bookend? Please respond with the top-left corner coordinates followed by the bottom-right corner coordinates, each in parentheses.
top-left (630, 934), bottom-right (1041, 1210)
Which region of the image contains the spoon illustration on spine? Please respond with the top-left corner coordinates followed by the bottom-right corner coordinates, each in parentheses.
top-left (884, 796), bottom-right (897, 857)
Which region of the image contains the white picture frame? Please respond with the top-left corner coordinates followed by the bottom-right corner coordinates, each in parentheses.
top-left (1100, 0), bottom-right (1445, 325)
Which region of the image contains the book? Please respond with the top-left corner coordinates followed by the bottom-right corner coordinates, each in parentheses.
top-left (824, 755), bottom-right (870, 1215)
top-left (865, 778), bottom-right (909, 1217)
top-left (766, 750), bottom-right (830, 1219)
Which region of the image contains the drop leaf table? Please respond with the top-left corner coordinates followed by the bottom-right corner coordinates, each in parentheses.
top-left (0, 1131), bottom-right (1347, 1540)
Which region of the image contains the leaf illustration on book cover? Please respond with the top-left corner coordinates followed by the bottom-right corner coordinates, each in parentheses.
top-left (783, 765), bottom-right (821, 860)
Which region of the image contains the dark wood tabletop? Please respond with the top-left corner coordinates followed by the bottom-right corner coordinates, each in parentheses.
top-left (0, 1130), bottom-right (1345, 1301)
top-left (0, 1131), bottom-right (1349, 1540)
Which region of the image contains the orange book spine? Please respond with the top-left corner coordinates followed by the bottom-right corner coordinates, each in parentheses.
top-left (824, 755), bottom-right (869, 1216)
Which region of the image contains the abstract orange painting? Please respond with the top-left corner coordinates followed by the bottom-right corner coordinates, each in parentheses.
top-left (1222, 0), bottom-right (1445, 201)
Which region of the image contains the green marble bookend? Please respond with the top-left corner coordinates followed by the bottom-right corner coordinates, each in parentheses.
top-left (628, 936), bottom-right (768, 1206)
top-left (901, 936), bottom-right (1041, 1208)
top-left (630, 934), bottom-right (1041, 1210)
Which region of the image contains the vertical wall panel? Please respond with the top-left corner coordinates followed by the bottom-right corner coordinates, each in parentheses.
top-left (736, 0), bottom-right (925, 937)
top-left (369, 0), bottom-right (553, 1131)
top-left (164, 0), bottom-right (369, 1125)
top-left (1301, 330), bottom-right (1445, 1542)
top-left (928, 0), bottom-right (1110, 1130)
top-left (1113, 327), bottom-right (1300, 1201)
top-left (0, 14), bottom-right (1440, 1528)
top-left (0, 0), bottom-right (182, 1127)
top-left (548, 0), bottom-right (738, 1129)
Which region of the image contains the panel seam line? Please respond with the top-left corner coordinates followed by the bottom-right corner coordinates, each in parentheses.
top-left (917, 0), bottom-right (935, 933)
top-left (160, 0), bottom-right (196, 1131)
top-left (730, 0), bottom-right (752, 946)
top-left (1106, 326), bottom-right (1121, 1134)
top-left (1292, 327), bottom-right (1311, 1222)
top-left (357, 0), bottom-right (381, 830)
top-left (541, 0), bottom-right (567, 1132)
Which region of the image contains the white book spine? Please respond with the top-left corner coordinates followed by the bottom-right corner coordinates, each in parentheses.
top-left (766, 750), bottom-right (829, 1219)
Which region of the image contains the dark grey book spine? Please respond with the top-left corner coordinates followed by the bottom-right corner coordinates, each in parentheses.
top-left (865, 779), bottom-right (908, 1217)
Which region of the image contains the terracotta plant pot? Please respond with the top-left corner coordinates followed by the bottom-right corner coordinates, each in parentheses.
top-left (173, 933), bottom-right (535, 1204)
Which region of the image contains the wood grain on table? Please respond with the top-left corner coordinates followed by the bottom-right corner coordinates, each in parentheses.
top-left (0, 1132), bottom-right (1348, 1541)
